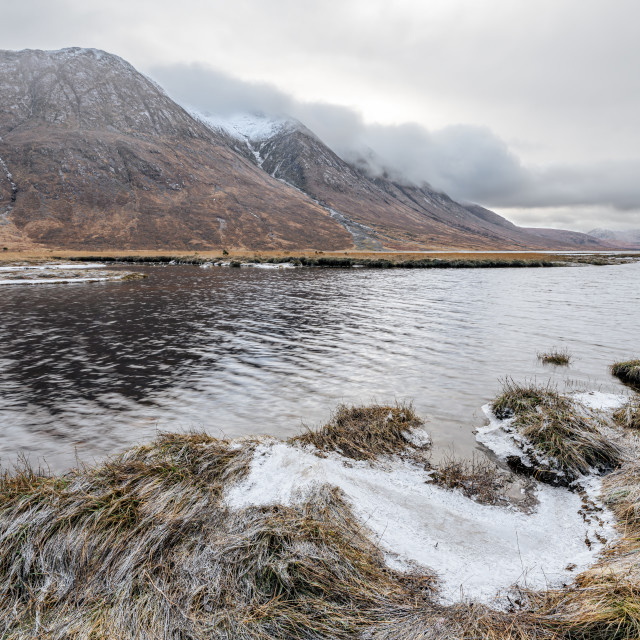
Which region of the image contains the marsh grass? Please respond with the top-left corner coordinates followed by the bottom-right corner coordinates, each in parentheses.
top-left (119, 272), bottom-right (148, 281)
top-left (431, 454), bottom-right (514, 506)
top-left (1, 399), bottom-right (639, 638)
top-left (0, 435), bottom-right (451, 639)
top-left (611, 360), bottom-right (640, 389)
top-left (537, 348), bottom-right (572, 366)
top-left (613, 401), bottom-right (640, 430)
top-left (492, 380), bottom-right (622, 483)
top-left (289, 403), bottom-right (429, 461)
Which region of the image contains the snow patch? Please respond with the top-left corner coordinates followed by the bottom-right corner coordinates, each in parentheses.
top-left (193, 111), bottom-right (293, 142)
top-left (476, 406), bottom-right (530, 464)
top-left (0, 263), bottom-right (105, 272)
top-left (573, 391), bottom-right (628, 412)
top-left (0, 276), bottom-right (112, 286)
top-left (225, 440), bottom-right (616, 604)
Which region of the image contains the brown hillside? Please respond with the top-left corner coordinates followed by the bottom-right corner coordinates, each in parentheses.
top-left (0, 48), bottom-right (352, 251)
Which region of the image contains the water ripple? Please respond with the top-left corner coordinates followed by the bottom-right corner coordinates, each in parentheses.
top-left (0, 263), bottom-right (639, 470)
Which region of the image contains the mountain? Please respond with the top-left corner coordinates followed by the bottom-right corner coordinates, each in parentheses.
top-left (202, 113), bottom-right (611, 251)
top-left (588, 228), bottom-right (640, 248)
top-left (0, 48), bottom-right (611, 251)
top-left (0, 48), bottom-right (351, 250)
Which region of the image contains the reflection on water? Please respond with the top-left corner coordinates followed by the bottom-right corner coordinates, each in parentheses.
top-left (0, 263), bottom-right (639, 471)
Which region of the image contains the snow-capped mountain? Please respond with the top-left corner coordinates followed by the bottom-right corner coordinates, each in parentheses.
top-left (194, 111), bottom-right (612, 251)
top-left (0, 48), bottom-right (613, 251)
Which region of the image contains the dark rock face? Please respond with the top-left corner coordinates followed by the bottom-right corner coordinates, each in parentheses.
top-left (0, 48), bottom-right (352, 250)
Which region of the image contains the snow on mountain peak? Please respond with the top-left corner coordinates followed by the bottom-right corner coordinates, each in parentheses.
top-left (192, 111), bottom-right (296, 142)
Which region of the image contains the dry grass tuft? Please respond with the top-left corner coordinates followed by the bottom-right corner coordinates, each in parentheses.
top-left (611, 360), bottom-right (640, 389)
top-left (491, 380), bottom-right (622, 484)
top-left (613, 401), bottom-right (640, 430)
top-left (0, 440), bottom-right (449, 639)
top-left (431, 454), bottom-right (515, 506)
top-left (289, 403), bottom-right (429, 461)
top-left (537, 348), bottom-right (572, 366)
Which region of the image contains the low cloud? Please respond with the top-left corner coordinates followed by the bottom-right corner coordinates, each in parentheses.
top-left (151, 62), bottom-right (640, 230)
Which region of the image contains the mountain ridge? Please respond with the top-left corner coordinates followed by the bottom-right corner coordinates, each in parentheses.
top-left (0, 47), bottom-right (352, 250)
top-left (0, 48), bottom-right (613, 251)
top-left (199, 111), bottom-right (612, 251)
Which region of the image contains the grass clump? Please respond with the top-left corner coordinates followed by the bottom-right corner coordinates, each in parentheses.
top-left (491, 380), bottom-right (622, 484)
top-left (537, 348), bottom-right (572, 366)
top-left (537, 580), bottom-right (640, 640)
top-left (0, 446), bottom-right (446, 639)
top-left (119, 271), bottom-right (148, 281)
top-left (613, 400), bottom-right (640, 430)
top-left (431, 454), bottom-right (514, 506)
top-left (611, 359), bottom-right (640, 389)
top-left (289, 403), bottom-right (429, 461)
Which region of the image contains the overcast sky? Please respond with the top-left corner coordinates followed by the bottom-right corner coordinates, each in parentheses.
top-left (3, 0), bottom-right (640, 230)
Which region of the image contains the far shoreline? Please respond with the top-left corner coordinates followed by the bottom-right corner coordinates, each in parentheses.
top-left (2, 248), bottom-right (639, 268)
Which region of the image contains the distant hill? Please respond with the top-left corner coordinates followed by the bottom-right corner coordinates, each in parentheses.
top-left (588, 228), bottom-right (640, 248)
top-left (0, 48), bottom-right (613, 251)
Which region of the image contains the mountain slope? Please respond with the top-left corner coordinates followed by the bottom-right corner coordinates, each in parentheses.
top-left (0, 49), bottom-right (614, 252)
top-left (203, 113), bottom-right (611, 251)
top-left (588, 228), bottom-right (640, 248)
top-left (0, 48), bottom-right (352, 250)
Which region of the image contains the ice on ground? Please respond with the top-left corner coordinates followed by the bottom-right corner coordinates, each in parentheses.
top-left (0, 263), bottom-right (106, 272)
top-left (0, 263), bottom-right (137, 285)
top-left (242, 262), bottom-right (297, 269)
top-left (199, 261), bottom-right (298, 269)
top-left (477, 391), bottom-right (629, 469)
top-left (573, 391), bottom-right (629, 412)
top-left (225, 439), bottom-right (616, 604)
top-left (476, 407), bottom-right (527, 464)
top-left (0, 276), bottom-right (113, 285)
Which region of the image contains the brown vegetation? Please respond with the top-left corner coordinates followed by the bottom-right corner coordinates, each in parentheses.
top-left (538, 348), bottom-right (572, 366)
top-left (289, 403), bottom-right (429, 461)
top-left (492, 380), bottom-right (622, 484)
top-left (613, 401), bottom-right (640, 430)
top-left (1, 393), bottom-right (640, 638)
top-left (430, 454), bottom-right (516, 506)
top-left (611, 360), bottom-right (640, 389)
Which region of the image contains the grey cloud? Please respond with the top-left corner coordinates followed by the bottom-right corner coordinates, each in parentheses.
top-left (150, 63), bottom-right (294, 117)
top-left (151, 62), bottom-right (640, 230)
top-left (498, 206), bottom-right (640, 233)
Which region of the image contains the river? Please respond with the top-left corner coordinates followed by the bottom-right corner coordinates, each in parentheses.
top-left (0, 261), bottom-right (638, 471)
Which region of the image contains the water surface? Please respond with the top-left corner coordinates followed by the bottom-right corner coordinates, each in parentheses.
top-left (0, 262), bottom-right (638, 471)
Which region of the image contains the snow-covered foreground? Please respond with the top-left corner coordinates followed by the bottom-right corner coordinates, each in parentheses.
top-left (225, 421), bottom-right (619, 604)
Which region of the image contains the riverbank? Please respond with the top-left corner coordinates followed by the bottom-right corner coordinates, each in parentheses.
top-left (1, 362), bottom-right (638, 638)
top-left (1, 248), bottom-right (639, 268)
top-left (0, 251), bottom-right (640, 269)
